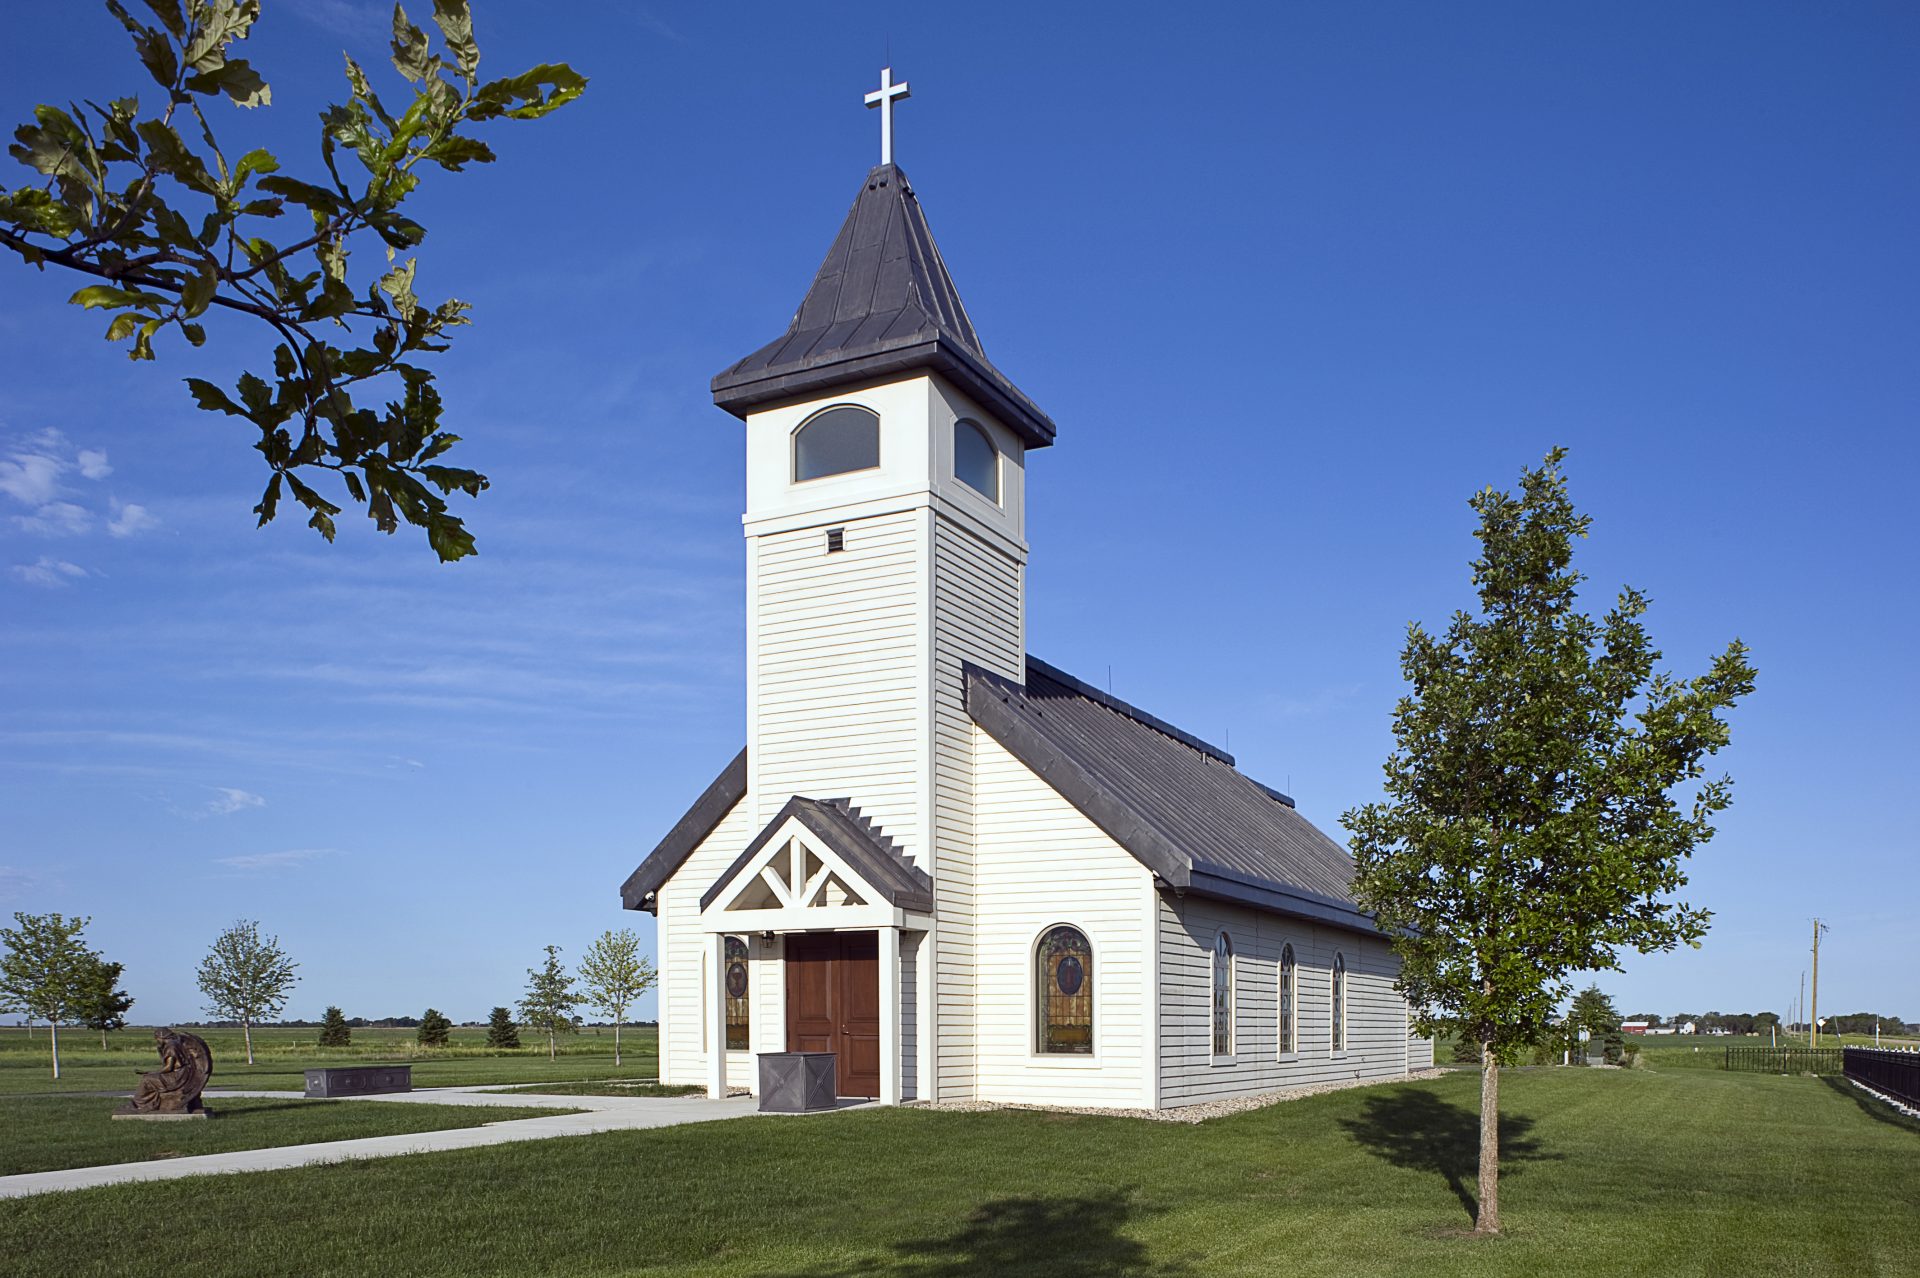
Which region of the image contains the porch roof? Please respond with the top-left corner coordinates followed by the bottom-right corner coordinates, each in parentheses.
top-left (699, 795), bottom-right (934, 915)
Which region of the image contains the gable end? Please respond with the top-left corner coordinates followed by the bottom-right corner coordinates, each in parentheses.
top-left (620, 748), bottom-right (749, 912)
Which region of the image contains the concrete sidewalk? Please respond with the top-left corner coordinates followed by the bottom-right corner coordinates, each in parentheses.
top-left (0, 1086), bottom-right (765, 1200)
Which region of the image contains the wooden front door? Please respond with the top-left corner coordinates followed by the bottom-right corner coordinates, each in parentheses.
top-left (784, 931), bottom-right (880, 1098)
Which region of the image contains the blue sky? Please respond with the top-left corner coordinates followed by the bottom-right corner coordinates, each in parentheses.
top-left (2, 1), bottom-right (1914, 1027)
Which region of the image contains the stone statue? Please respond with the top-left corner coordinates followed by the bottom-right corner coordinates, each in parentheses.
top-left (114, 1027), bottom-right (214, 1119)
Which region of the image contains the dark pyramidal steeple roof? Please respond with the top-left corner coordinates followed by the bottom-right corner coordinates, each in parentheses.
top-left (711, 163), bottom-right (1056, 447)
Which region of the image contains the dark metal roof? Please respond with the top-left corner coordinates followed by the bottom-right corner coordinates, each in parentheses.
top-left (968, 658), bottom-right (1377, 932)
top-left (699, 796), bottom-right (934, 914)
top-left (711, 163), bottom-right (1056, 448)
top-left (620, 749), bottom-right (747, 913)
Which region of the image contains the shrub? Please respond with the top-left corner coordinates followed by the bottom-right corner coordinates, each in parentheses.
top-left (417, 1008), bottom-right (452, 1047)
top-left (485, 1005), bottom-right (520, 1049)
top-left (317, 1005), bottom-right (352, 1048)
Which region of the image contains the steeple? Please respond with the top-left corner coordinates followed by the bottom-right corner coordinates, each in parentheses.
top-left (711, 163), bottom-right (1056, 448)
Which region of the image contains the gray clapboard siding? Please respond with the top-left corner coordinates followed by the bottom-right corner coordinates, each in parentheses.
top-left (973, 732), bottom-right (1154, 1107)
top-left (1157, 894), bottom-right (1418, 1106)
top-left (929, 511), bottom-right (1025, 1099)
top-left (750, 510), bottom-right (924, 861)
top-left (657, 795), bottom-right (757, 1089)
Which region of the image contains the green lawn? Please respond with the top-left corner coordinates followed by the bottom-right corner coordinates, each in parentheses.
top-left (2, 1065), bottom-right (1915, 1276)
top-left (0, 1023), bottom-right (658, 1095)
top-left (0, 1095), bottom-right (577, 1177)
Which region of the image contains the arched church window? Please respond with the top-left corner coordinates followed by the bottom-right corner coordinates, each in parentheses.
top-left (793, 405), bottom-right (880, 481)
top-left (1331, 952), bottom-right (1347, 1052)
top-left (1035, 925), bottom-right (1093, 1054)
top-left (1278, 943), bottom-right (1297, 1056)
top-left (724, 936), bottom-right (750, 1051)
top-left (953, 419), bottom-right (998, 501)
top-left (1212, 932), bottom-right (1235, 1056)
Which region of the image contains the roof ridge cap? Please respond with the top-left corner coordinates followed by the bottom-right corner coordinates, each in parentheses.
top-left (1024, 655), bottom-right (1235, 766)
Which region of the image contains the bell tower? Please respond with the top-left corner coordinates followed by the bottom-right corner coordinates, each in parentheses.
top-left (710, 74), bottom-right (1057, 1100)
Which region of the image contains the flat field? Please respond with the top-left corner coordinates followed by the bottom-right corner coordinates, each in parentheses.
top-left (1, 1062), bottom-right (1914, 1277)
top-left (0, 1023), bottom-right (658, 1096)
top-left (0, 1095), bottom-right (577, 1176)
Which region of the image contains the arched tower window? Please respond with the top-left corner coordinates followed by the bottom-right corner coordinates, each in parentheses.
top-left (1212, 932), bottom-right (1235, 1056)
top-left (953, 418), bottom-right (999, 501)
top-left (1278, 943), bottom-right (1297, 1056)
top-left (1331, 952), bottom-right (1347, 1052)
top-left (1035, 925), bottom-right (1093, 1054)
top-left (793, 405), bottom-right (880, 482)
top-left (724, 936), bottom-right (750, 1051)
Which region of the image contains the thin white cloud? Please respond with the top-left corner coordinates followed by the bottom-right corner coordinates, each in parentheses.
top-left (76, 449), bottom-right (111, 480)
top-left (0, 866), bottom-right (41, 902)
top-left (213, 848), bottom-right (333, 872)
top-left (0, 450), bottom-right (62, 506)
top-left (206, 787), bottom-right (267, 816)
top-left (9, 556), bottom-right (88, 587)
top-left (14, 501), bottom-right (92, 536)
top-left (288, 0), bottom-right (384, 37)
top-left (107, 501), bottom-right (159, 538)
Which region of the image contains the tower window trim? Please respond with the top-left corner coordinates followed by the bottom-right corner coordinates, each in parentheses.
top-left (792, 403), bottom-right (882, 484)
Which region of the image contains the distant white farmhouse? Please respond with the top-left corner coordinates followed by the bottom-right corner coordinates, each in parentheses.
top-left (620, 89), bottom-right (1432, 1109)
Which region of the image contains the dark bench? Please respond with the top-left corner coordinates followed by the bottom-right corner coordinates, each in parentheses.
top-left (304, 1065), bottom-right (413, 1098)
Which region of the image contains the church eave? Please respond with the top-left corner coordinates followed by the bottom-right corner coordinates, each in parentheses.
top-left (620, 748), bottom-right (748, 914)
top-left (711, 331), bottom-right (1057, 448)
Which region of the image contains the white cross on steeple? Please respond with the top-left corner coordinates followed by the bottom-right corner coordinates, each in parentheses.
top-left (864, 66), bottom-right (911, 166)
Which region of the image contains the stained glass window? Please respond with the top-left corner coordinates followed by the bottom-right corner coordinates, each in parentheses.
top-left (1036, 925), bottom-right (1093, 1054)
top-left (1331, 952), bottom-right (1347, 1052)
top-left (724, 935), bottom-right (750, 1051)
top-left (793, 405), bottom-right (880, 481)
top-left (1212, 932), bottom-right (1234, 1056)
top-left (1279, 944), bottom-right (1296, 1056)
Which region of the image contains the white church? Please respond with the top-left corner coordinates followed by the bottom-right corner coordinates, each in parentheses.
top-left (621, 72), bottom-right (1432, 1109)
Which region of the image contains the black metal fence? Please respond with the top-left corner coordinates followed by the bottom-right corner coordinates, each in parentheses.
top-left (1843, 1047), bottom-right (1920, 1108)
top-left (1723, 1046), bottom-right (1844, 1074)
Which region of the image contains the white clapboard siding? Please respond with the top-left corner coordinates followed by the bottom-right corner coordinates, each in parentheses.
top-left (750, 510), bottom-right (926, 859)
top-left (973, 732), bottom-right (1154, 1107)
top-left (1157, 895), bottom-right (1416, 1105)
top-left (657, 795), bottom-right (758, 1090)
top-left (930, 513), bottom-right (1025, 1099)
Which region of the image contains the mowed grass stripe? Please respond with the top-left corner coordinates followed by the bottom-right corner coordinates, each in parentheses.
top-left (1, 1067), bottom-right (1915, 1276)
top-left (0, 1096), bottom-right (579, 1177)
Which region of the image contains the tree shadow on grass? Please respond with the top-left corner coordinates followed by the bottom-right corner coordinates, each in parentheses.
top-left (1339, 1087), bottom-right (1554, 1223)
top-left (773, 1188), bottom-right (1187, 1278)
top-left (1819, 1075), bottom-right (1920, 1136)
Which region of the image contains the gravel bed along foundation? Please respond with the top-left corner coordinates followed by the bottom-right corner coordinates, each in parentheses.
top-left (907, 1068), bottom-right (1448, 1123)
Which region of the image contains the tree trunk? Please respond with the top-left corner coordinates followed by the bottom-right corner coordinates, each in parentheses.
top-left (614, 1020), bottom-right (622, 1068)
top-left (244, 1018), bottom-right (255, 1065)
top-left (101, 1027), bottom-right (109, 1051)
top-left (50, 1021), bottom-right (61, 1079)
top-left (1476, 1038), bottom-right (1500, 1234)
top-left (547, 1026), bottom-right (555, 1061)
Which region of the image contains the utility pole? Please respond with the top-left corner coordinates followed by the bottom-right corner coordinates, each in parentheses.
top-left (1810, 919), bottom-right (1828, 1047)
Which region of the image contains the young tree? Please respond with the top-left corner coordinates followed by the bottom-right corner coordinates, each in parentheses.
top-left (1568, 985), bottom-right (1621, 1039)
top-left (0, 912), bottom-right (96, 1078)
top-left (516, 944), bottom-right (579, 1061)
top-left (417, 1007), bottom-right (452, 1047)
top-left (577, 928), bottom-right (655, 1068)
top-left (317, 1005), bottom-right (352, 1047)
top-left (484, 1005), bottom-right (520, 1049)
top-left (75, 954), bottom-right (136, 1049)
top-left (196, 919), bottom-right (299, 1065)
top-left (1343, 450), bottom-right (1755, 1235)
top-left (0, 1), bottom-right (584, 560)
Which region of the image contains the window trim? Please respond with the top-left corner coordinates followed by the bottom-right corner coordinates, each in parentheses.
top-left (1277, 941), bottom-right (1299, 1061)
top-left (791, 403), bottom-right (882, 484)
top-left (1330, 950), bottom-right (1348, 1056)
top-left (952, 417), bottom-right (1000, 504)
top-left (1210, 929), bottom-right (1236, 1063)
top-left (1030, 922), bottom-right (1097, 1060)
